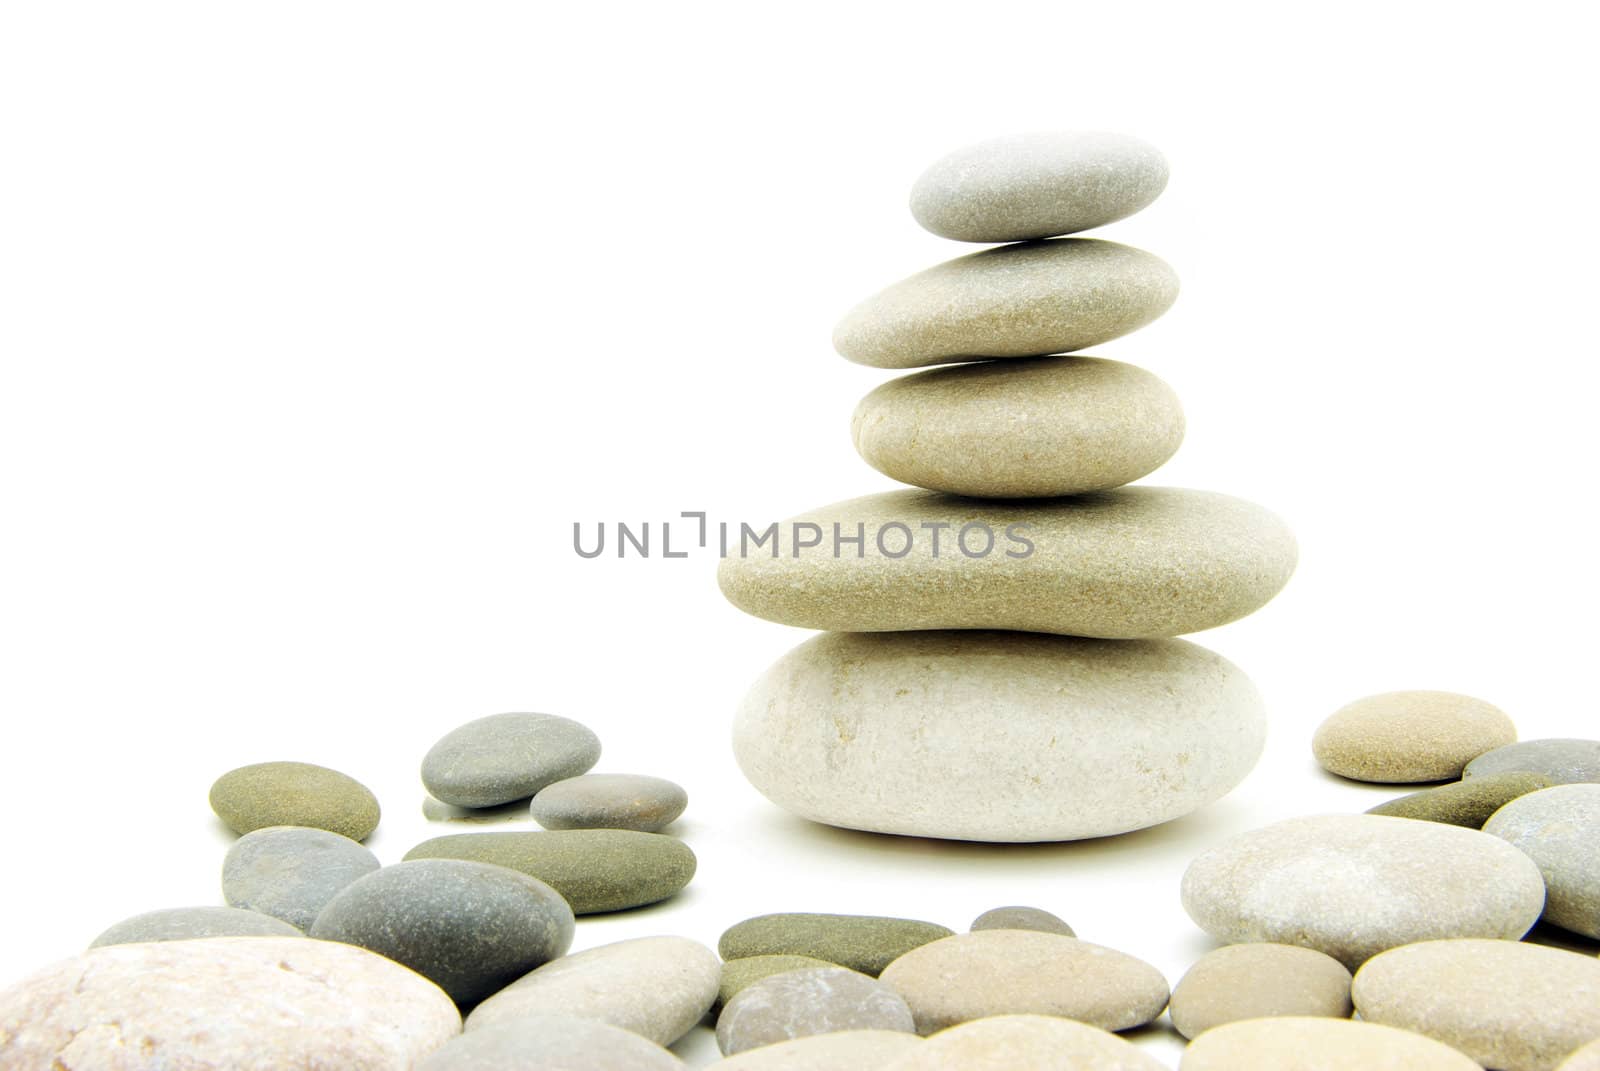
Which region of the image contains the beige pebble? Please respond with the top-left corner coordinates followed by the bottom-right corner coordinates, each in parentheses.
top-left (1169, 942), bottom-right (1353, 1039)
top-left (1559, 1039), bottom-right (1600, 1071)
top-left (1180, 1016), bottom-right (1482, 1070)
top-left (883, 1014), bottom-right (1167, 1070)
top-left (1313, 691), bottom-right (1516, 783)
top-left (707, 1030), bottom-right (923, 1070)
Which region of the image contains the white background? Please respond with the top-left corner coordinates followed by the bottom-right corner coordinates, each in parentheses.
top-left (2, 2), bottom-right (1597, 1065)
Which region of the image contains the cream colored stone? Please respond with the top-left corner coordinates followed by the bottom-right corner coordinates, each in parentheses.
top-left (708, 1030), bottom-right (922, 1070)
top-left (1180, 1017), bottom-right (1482, 1070)
top-left (1559, 1039), bottom-right (1600, 1071)
top-left (1169, 942), bottom-right (1352, 1039)
top-left (1313, 691), bottom-right (1516, 783)
top-left (883, 1015), bottom-right (1167, 1070)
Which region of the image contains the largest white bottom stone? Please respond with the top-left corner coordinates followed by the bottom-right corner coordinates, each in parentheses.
top-left (733, 630), bottom-right (1267, 843)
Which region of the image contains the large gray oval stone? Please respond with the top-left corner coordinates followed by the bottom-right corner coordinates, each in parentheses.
top-left (209, 760), bottom-right (381, 841)
top-left (421, 712), bottom-right (601, 808)
top-left (1484, 784), bottom-right (1600, 937)
top-left (716, 967), bottom-right (914, 1055)
top-left (883, 1014), bottom-right (1167, 1070)
top-left (1465, 738), bottom-right (1600, 785)
top-left (1179, 1016), bottom-right (1481, 1071)
top-left (222, 825), bottom-right (381, 930)
top-left (90, 905), bottom-right (304, 947)
top-left (419, 1015), bottom-right (683, 1070)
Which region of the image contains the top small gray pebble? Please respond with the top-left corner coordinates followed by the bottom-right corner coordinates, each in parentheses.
top-left (909, 131), bottom-right (1168, 243)
top-left (1464, 738), bottom-right (1600, 785)
top-left (530, 773), bottom-right (688, 832)
top-left (422, 712), bottom-right (601, 808)
top-left (970, 906), bottom-right (1075, 937)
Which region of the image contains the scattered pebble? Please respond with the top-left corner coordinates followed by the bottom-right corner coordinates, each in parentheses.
top-left (1485, 783), bottom-right (1600, 937)
top-left (1367, 771), bottom-right (1554, 827)
top-left (1466, 738), bottom-right (1600, 785)
top-left (718, 913), bottom-right (953, 977)
top-left (1312, 690), bottom-right (1516, 783)
top-left (709, 1029), bottom-right (922, 1070)
top-left (419, 1014), bottom-right (684, 1071)
top-left (719, 954), bottom-right (839, 1009)
top-left (716, 966), bottom-right (915, 1055)
top-left (1179, 1016), bottom-right (1481, 1070)
top-left (529, 772), bottom-right (688, 833)
top-left (221, 825), bottom-right (380, 930)
top-left (969, 906), bottom-right (1075, 937)
top-left (884, 1014), bottom-right (1167, 1070)
top-left (1168, 943), bottom-right (1352, 1040)
top-left (89, 905), bottom-right (303, 947)
top-left (208, 760), bottom-right (380, 841)
top-left (421, 712), bottom-right (601, 808)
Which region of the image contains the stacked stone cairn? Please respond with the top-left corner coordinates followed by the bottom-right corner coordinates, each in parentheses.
top-left (718, 131), bottom-right (1299, 842)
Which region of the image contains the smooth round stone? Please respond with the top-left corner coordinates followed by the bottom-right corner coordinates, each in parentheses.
top-left (1485, 784), bottom-right (1600, 937)
top-left (90, 905), bottom-right (304, 947)
top-left (404, 829), bottom-right (696, 914)
top-left (466, 936), bottom-right (719, 1046)
top-left (422, 711), bottom-right (601, 808)
top-left (209, 760), bottom-right (381, 841)
top-left (1313, 690), bottom-right (1516, 783)
top-left (1561, 1039), bottom-right (1600, 1071)
top-left (716, 967), bottom-right (914, 1055)
top-left (909, 131), bottom-right (1169, 243)
top-left (833, 238), bottom-right (1178, 369)
top-left (709, 1029), bottom-right (922, 1070)
top-left (309, 858), bottom-right (574, 1005)
top-left (719, 914), bottom-right (954, 977)
top-left (851, 357), bottom-right (1183, 499)
top-left (222, 825), bottom-right (381, 930)
top-left (883, 1014), bottom-right (1167, 1071)
top-left (530, 773), bottom-right (688, 833)
top-left (1466, 738), bottom-right (1600, 785)
top-left (969, 906), bottom-right (1075, 937)
top-left (719, 955), bottom-right (840, 1009)
top-left (734, 630), bottom-right (1266, 842)
top-left (1179, 1017), bottom-right (1482, 1071)
top-left (717, 487), bottom-right (1296, 640)
top-left (1353, 938), bottom-right (1600, 1071)
top-left (878, 930), bottom-right (1169, 1035)
top-left (1367, 771), bottom-right (1554, 827)
top-left (1168, 943), bottom-right (1352, 1040)
top-left (0, 937), bottom-right (459, 1068)
top-left (419, 1015), bottom-right (683, 1071)
top-left (1181, 814), bottom-right (1546, 968)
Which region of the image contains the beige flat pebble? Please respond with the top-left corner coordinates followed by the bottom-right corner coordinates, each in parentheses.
top-left (1313, 691), bottom-right (1516, 783)
top-left (1559, 1039), bottom-right (1600, 1071)
top-left (708, 1029), bottom-right (922, 1070)
top-left (1180, 1016), bottom-right (1482, 1070)
top-left (1169, 942), bottom-right (1353, 1039)
top-left (883, 1015), bottom-right (1167, 1070)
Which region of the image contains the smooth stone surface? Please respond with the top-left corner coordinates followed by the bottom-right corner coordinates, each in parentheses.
top-left (1313, 691), bottom-right (1516, 783)
top-left (1180, 1016), bottom-right (1482, 1071)
top-left (833, 238), bottom-right (1178, 369)
top-left (1485, 784), bottom-right (1600, 937)
top-left (716, 967), bottom-right (915, 1055)
top-left (719, 955), bottom-right (839, 1009)
top-left (530, 773), bottom-right (688, 832)
top-left (1367, 772), bottom-right (1555, 827)
top-left (222, 825), bottom-right (381, 930)
top-left (1168, 942), bottom-right (1352, 1040)
top-left (1353, 938), bottom-right (1600, 1071)
top-left (719, 914), bottom-right (954, 977)
top-left (209, 760), bottom-right (381, 841)
top-left (884, 1014), bottom-right (1167, 1070)
top-left (851, 357), bottom-right (1183, 498)
top-left (717, 487), bottom-right (1296, 640)
top-left (90, 905), bottom-right (304, 947)
top-left (310, 858), bottom-right (574, 1005)
top-left (1560, 1039), bottom-right (1600, 1071)
top-left (419, 1015), bottom-right (683, 1071)
top-left (734, 630), bottom-right (1266, 842)
top-left (878, 930), bottom-right (1169, 1035)
top-left (969, 906), bottom-right (1075, 937)
top-left (909, 131), bottom-right (1169, 243)
top-left (466, 936), bottom-right (719, 1046)
top-left (422, 711), bottom-right (601, 808)
top-left (1181, 813), bottom-right (1546, 967)
top-left (709, 1029), bottom-right (922, 1070)
top-left (1466, 738), bottom-right (1600, 785)
top-left (0, 936), bottom-right (459, 1069)
top-left (404, 829), bottom-right (696, 914)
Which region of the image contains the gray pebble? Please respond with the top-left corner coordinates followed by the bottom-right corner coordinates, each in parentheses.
top-left (221, 825), bottom-right (380, 931)
top-left (716, 967), bottom-right (915, 1055)
top-left (1465, 738), bottom-right (1600, 785)
top-left (530, 773), bottom-right (688, 832)
top-left (90, 905), bottom-right (304, 947)
top-left (969, 906), bottom-right (1074, 937)
top-left (1485, 784), bottom-right (1600, 938)
top-left (418, 1015), bottom-right (684, 1071)
top-left (421, 712), bottom-right (601, 808)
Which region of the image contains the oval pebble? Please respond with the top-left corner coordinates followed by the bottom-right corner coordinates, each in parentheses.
top-left (718, 914), bottom-right (954, 977)
top-left (421, 712), bottom-right (601, 808)
top-left (833, 238), bottom-right (1178, 369)
top-left (1180, 814), bottom-right (1546, 967)
top-left (310, 858), bottom-right (574, 1005)
top-left (209, 760), bottom-right (381, 841)
top-left (719, 955), bottom-right (840, 1009)
top-left (1312, 691), bottom-right (1516, 783)
top-left (1168, 943), bottom-right (1352, 1040)
top-left (709, 1029), bottom-right (922, 1070)
top-left (1179, 1016), bottom-right (1482, 1071)
top-left (1367, 771), bottom-right (1554, 827)
top-left (909, 131), bottom-right (1169, 243)
top-left (1353, 938), bottom-right (1600, 1071)
top-left (466, 936), bottom-right (719, 1046)
top-left (1466, 738), bottom-right (1600, 785)
top-left (404, 829), bottom-right (695, 914)
top-left (90, 905), bottom-right (304, 947)
top-left (0, 937), bottom-right (459, 1068)
top-left (530, 773), bottom-right (688, 833)
top-left (878, 930), bottom-right (1169, 1035)
top-left (970, 906), bottom-right (1075, 937)
top-left (419, 1015), bottom-right (683, 1071)
top-left (851, 357), bottom-right (1183, 498)
top-left (1561, 1040), bottom-right (1600, 1071)
top-left (716, 967), bottom-right (915, 1055)
top-left (734, 630), bottom-right (1265, 842)
top-left (884, 1014), bottom-right (1167, 1071)
top-left (1485, 784), bottom-right (1600, 938)
top-left (222, 825), bottom-right (381, 930)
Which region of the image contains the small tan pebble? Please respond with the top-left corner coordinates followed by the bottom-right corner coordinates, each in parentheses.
top-left (1168, 942), bottom-right (1352, 1039)
top-left (718, 955), bottom-right (839, 1009)
top-left (883, 1014), bottom-right (1167, 1070)
top-left (209, 760), bottom-right (381, 841)
top-left (1179, 1016), bottom-right (1482, 1070)
top-left (1559, 1039), bottom-right (1600, 1071)
top-left (1312, 690), bottom-right (1516, 783)
top-left (706, 1029), bottom-right (922, 1070)
top-left (969, 906), bottom-right (1074, 936)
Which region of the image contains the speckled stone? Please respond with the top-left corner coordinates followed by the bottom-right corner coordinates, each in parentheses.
top-left (851, 357), bottom-right (1183, 498)
top-left (883, 1014), bottom-right (1167, 1070)
top-left (716, 967), bottom-right (915, 1055)
top-left (909, 131), bottom-right (1169, 243)
top-left (718, 914), bottom-right (954, 977)
top-left (1560, 1039), bottom-right (1600, 1071)
top-left (709, 1029), bottom-right (922, 1070)
top-left (969, 907), bottom-right (1075, 937)
top-left (1168, 943), bottom-right (1353, 1040)
top-left (209, 761), bottom-right (381, 841)
top-left (717, 487), bottom-right (1296, 640)
top-left (1179, 1017), bottom-right (1482, 1071)
top-left (833, 239), bottom-right (1178, 369)
top-left (719, 955), bottom-right (840, 1009)
top-left (878, 931), bottom-right (1169, 1035)
top-left (1181, 814), bottom-right (1546, 967)
top-left (421, 712), bottom-right (601, 808)
top-left (1485, 784), bottom-right (1600, 938)
top-left (419, 1015), bottom-right (683, 1071)
top-left (466, 936), bottom-right (719, 1046)
top-left (222, 825), bottom-right (381, 930)
top-left (1466, 738), bottom-right (1600, 785)
top-left (530, 773), bottom-right (688, 833)
top-left (1312, 691), bottom-right (1517, 783)
top-left (309, 858), bottom-right (574, 1005)
top-left (0, 937), bottom-right (459, 1069)
top-left (1353, 938), bottom-right (1600, 1071)
top-left (733, 630), bottom-right (1266, 842)
top-left (1367, 772), bottom-right (1554, 827)
top-left (90, 905), bottom-right (304, 947)
top-left (404, 829), bottom-right (696, 914)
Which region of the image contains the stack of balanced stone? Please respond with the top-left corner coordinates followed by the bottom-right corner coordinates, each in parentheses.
top-left (718, 131), bottom-right (1298, 841)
